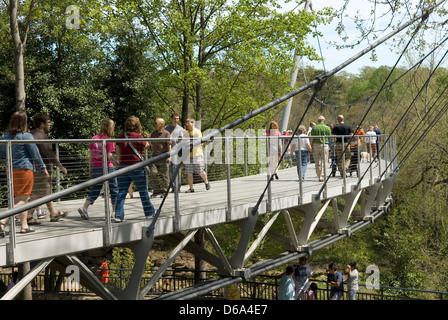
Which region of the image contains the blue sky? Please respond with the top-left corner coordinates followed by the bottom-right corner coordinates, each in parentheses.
top-left (282, 0), bottom-right (448, 75)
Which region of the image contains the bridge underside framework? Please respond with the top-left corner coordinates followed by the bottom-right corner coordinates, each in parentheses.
top-left (3, 0), bottom-right (446, 299)
top-left (0, 140), bottom-right (398, 300)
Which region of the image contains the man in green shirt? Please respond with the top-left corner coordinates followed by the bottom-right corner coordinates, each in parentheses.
top-left (310, 116), bottom-right (331, 182)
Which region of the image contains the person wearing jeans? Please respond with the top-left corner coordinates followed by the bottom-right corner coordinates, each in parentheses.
top-left (114, 166), bottom-right (154, 221)
top-left (114, 116), bottom-right (155, 222)
top-left (292, 125), bottom-right (312, 181)
top-left (78, 118), bottom-right (119, 220)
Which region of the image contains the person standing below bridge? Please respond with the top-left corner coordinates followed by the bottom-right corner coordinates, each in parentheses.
top-left (114, 116), bottom-right (155, 222)
top-left (165, 112), bottom-right (183, 192)
top-left (0, 111), bottom-right (49, 236)
top-left (278, 265), bottom-right (295, 300)
top-left (149, 118), bottom-right (171, 198)
top-left (184, 118), bottom-right (210, 193)
top-left (78, 118), bottom-right (119, 220)
top-left (27, 113), bottom-right (68, 223)
top-left (310, 116), bottom-right (331, 182)
top-left (327, 263), bottom-right (344, 300)
top-left (332, 115), bottom-right (354, 177)
top-left (292, 256), bottom-right (322, 300)
top-left (346, 261), bottom-right (359, 300)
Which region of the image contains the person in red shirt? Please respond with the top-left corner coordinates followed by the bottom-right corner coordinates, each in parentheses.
top-left (114, 116), bottom-right (155, 222)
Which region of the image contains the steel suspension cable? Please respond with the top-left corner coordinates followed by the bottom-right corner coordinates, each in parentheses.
top-left (386, 72), bottom-right (448, 174)
top-left (315, 11), bottom-right (429, 198)
top-left (371, 48), bottom-right (448, 180)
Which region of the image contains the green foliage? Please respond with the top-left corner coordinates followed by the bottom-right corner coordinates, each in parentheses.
top-left (1, 0), bottom-right (448, 295)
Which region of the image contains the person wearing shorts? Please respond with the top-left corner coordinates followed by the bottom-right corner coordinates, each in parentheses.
top-left (0, 111), bottom-right (49, 236)
top-left (184, 118), bottom-right (210, 193)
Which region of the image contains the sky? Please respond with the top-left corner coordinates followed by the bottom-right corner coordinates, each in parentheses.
top-left (282, 0), bottom-right (448, 75)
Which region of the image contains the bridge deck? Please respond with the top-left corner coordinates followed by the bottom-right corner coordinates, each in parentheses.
top-left (0, 160), bottom-right (386, 266)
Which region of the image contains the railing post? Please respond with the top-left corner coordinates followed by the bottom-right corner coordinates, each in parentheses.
top-left (322, 140), bottom-right (328, 198)
top-left (266, 136), bottom-right (272, 212)
top-left (225, 136), bottom-right (232, 221)
top-left (377, 136), bottom-right (382, 178)
top-left (6, 140), bottom-right (16, 264)
top-left (173, 165), bottom-right (181, 232)
top-left (369, 142), bottom-right (374, 184)
top-left (244, 136), bottom-right (248, 176)
top-left (342, 139), bottom-right (347, 193)
top-left (298, 138), bottom-right (303, 203)
top-left (102, 140), bottom-right (111, 246)
top-left (55, 143), bottom-right (61, 202)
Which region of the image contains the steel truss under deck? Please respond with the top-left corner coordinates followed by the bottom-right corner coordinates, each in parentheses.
top-left (2, 171), bottom-right (397, 300)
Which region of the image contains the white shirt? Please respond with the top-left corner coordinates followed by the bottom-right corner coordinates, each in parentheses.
top-left (365, 131), bottom-right (377, 144)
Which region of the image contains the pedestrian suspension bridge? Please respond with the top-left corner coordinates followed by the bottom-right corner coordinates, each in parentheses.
top-left (0, 1), bottom-right (446, 300)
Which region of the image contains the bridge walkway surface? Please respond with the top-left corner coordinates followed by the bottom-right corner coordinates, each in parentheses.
top-left (0, 135), bottom-right (397, 300)
top-left (0, 160), bottom-right (392, 265)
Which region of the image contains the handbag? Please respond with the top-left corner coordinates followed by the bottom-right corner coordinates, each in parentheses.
top-left (124, 132), bottom-right (151, 174)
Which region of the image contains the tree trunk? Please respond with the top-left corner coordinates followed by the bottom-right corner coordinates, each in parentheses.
top-left (194, 228), bottom-right (206, 281)
top-left (9, 0), bottom-right (27, 111)
top-left (17, 262), bottom-right (32, 300)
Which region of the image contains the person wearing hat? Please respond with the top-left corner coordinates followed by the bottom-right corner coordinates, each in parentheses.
top-left (346, 261), bottom-right (359, 300)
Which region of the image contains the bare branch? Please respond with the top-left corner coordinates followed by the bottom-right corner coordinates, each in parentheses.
top-left (22, 0), bottom-right (36, 46)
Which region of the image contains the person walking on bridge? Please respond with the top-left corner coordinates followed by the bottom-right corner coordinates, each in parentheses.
top-left (184, 118), bottom-right (210, 193)
top-left (165, 112), bottom-right (183, 192)
top-left (309, 116), bottom-right (331, 182)
top-left (114, 116), bottom-right (155, 222)
top-left (149, 118), bottom-right (171, 198)
top-left (27, 113), bottom-right (68, 223)
top-left (78, 118), bottom-right (119, 220)
top-left (332, 115), bottom-right (354, 177)
top-left (0, 111), bottom-right (49, 236)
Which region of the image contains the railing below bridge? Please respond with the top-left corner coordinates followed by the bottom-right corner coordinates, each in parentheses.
top-left (2, 268), bottom-right (445, 301)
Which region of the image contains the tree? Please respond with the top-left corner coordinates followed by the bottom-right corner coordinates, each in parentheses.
top-left (7, 0), bottom-right (36, 111)
top-left (132, 0), bottom-right (332, 127)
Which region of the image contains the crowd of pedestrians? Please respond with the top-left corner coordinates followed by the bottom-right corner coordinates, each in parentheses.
top-left (287, 114), bottom-right (382, 182)
top-left (0, 111), bottom-right (212, 235)
top-left (0, 110), bottom-right (382, 232)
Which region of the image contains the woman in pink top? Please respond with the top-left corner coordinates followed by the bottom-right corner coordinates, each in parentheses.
top-left (78, 119), bottom-right (119, 220)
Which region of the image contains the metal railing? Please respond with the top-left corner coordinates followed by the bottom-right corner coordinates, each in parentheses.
top-left (2, 268), bottom-right (445, 300)
top-left (0, 134), bottom-right (397, 264)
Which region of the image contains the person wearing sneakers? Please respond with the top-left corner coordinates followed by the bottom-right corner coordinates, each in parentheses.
top-left (309, 116), bottom-right (331, 182)
top-left (27, 113), bottom-right (68, 224)
top-left (0, 111), bottom-right (49, 236)
top-left (78, 118), bottom-right (119, 220)
top-left (114, 116), bottom-right (155, 223)
top-left (184, 118), bottom-right (210, 193)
